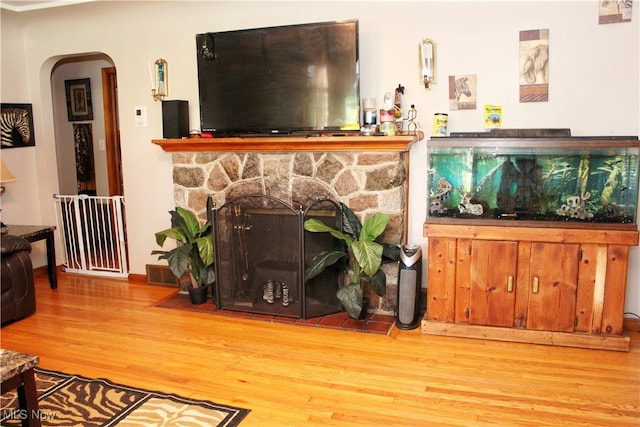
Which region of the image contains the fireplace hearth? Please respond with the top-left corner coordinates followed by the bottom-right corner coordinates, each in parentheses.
top-left (211, 194), bottom-right (343, 319)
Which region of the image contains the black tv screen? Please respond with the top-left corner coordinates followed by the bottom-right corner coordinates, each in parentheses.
top-left (196, 20), bottom-right (360, 136)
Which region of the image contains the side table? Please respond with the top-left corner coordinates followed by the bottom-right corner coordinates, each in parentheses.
top-left (4, 225), bottom-right (57, 289)
top-left (0, 349), bottom-right (41, 427)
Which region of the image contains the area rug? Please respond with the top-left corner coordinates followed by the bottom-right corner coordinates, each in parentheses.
top-left (0, 368), bottom-right (249, 426)
top-left (154, 291), bottom-right (396, 335)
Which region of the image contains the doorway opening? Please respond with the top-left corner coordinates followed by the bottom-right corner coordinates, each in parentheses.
top-left (51, 53), bottom-right (127, 277)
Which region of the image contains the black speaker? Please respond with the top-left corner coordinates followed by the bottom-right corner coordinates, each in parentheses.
top-left (396, 244), bottom-right (422, 330)
top-left (162, 100), bottom-right (189, 138)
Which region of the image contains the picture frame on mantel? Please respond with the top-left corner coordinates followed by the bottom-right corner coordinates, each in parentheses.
top-left (65, 78), bottom-right (93, 121)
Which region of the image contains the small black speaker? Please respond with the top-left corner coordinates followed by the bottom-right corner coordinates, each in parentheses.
top-left (396, 244), bottom-right (422, 330)
top-left (162, 100), bottom-right (189, 138)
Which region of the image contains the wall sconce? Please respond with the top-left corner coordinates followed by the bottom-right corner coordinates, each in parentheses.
top-left (150, 58), bottom-right (168, 101)
top-left (419, 39), bottom-right (437, 89)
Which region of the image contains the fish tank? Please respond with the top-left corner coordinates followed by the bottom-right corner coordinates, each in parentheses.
top-left (426, 136), bottom-right (640, 226)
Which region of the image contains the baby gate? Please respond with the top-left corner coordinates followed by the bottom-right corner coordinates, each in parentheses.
top-left (53, 194), bottom-right (128, 277)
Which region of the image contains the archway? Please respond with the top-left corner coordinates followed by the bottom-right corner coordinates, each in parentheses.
top-left (50, 53), bottom-right (121, 197)
top-left (49, 53), bottom-right (128, 277)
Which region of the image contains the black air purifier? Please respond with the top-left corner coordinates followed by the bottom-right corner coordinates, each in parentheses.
top-left (162, 100), bottom-right (189, 138)
top-left (396, 244), bottom-right (422, 330)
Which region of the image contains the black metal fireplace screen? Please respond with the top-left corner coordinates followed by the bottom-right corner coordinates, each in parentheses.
top-left (210, 194), bottom-right (343, 319)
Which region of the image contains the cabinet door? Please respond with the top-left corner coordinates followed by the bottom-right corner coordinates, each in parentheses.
top-left (528, 243), bottom-right (579, 332)
top-left (469, 240), bottom-right (518, 327)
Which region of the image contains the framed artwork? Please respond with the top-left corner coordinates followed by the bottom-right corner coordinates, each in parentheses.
top-left (519, 28), bottom-right (549, 103)
top-left (1, 103), bottom-right (36, 148)
top-left (449, 74), bottom-right (477, 110)
top-left (65, 78), bottom-right (93, 121)
top-left (599, 0), bottom-right (632, 24)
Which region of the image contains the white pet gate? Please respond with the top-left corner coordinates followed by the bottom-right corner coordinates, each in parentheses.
top-left (54, 194), bottom-right (128, 278)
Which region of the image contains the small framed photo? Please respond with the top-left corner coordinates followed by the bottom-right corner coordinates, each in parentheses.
top-left (65, 78), bottom-right (93, 121)
top-left (1, 103), bottom-right (36, 148)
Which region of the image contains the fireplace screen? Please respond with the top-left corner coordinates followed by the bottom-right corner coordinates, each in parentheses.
top-left (211, 195), bottom-right (343, 318)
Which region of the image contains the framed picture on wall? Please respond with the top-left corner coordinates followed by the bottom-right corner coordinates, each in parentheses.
top-left (1, 103), bottom-right (36, 148)
top-left (599, 0), bottom-right (632, 24)
top-left (65, 78), bottom-right (93, 121)
top-left (448, 74), bottom-right (477, 110)
top-left (519, 28), bottom-right (549, 103)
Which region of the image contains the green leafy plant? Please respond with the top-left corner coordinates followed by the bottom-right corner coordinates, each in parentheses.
top-left (152, 207), bottom-right (215, 288)
top-left (304, 203), bottom-right (400, 319)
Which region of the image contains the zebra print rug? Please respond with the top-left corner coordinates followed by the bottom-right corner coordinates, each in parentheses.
top-left (0, 368), bottom-right (249, 426)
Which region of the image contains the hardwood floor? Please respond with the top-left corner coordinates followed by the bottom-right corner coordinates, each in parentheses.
top-left (2, 273), bottom-right (639, 426)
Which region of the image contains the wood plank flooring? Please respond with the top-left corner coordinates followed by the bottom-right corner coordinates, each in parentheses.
top-left (1, 273), bottom-right (638, 426)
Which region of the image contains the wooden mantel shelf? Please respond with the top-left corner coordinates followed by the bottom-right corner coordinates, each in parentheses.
top-left (152, 134), bottom-right (419, 153)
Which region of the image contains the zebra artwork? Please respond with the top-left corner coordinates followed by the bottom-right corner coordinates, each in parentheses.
top-left (1, 104), bottom-right (34, 148)
top-left (449, 75), bottom-right (476, 110)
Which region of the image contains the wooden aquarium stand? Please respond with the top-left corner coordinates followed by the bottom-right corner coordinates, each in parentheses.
top-left (422, 222), bottom-right (639, 351)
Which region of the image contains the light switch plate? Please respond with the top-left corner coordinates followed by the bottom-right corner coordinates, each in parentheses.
top-left (135, 106), bottom-right (147, 127)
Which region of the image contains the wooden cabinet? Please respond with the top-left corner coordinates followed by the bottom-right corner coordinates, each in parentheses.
top-left (423, 136), bottom-right (639, 351)
top-left (422, 224), bottom-right (638, 351)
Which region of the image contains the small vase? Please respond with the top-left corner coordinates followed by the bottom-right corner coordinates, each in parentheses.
top-left (188, 284), bottom-right (208, 305)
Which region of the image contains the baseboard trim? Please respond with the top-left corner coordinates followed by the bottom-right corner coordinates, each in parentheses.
top-left (35, 267), bottom-right (172, 287)
top-left (624, 317), bottom-right (640, 333)
top-left (128, 273), bottom-right (148, 284)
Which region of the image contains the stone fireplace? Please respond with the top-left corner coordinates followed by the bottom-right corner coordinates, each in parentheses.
top-left (157, 135), bottom-right (416, 315)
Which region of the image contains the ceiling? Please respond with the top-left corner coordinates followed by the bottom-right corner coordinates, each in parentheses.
top-left (0, 0), bottom-right (94, 12)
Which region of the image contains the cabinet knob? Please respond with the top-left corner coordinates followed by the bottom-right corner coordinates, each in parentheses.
top-left (532, 276), bottom-right (540, 294)
top-left (507, 275), bottom-right (514, 292)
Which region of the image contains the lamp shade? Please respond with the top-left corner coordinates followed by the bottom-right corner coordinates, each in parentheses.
top-left (0, 158), bottom-right (16, 183)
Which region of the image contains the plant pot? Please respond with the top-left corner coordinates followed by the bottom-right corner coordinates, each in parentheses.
top-left (188, 284), bottom-right (208, 305)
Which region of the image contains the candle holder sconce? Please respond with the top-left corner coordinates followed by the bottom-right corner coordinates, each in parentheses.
top-left (419, 39), bottom-right (436, 89)
top-left (152, 59), bottom-right (168, 101)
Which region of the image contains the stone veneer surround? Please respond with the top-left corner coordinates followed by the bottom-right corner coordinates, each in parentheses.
top-left (169, 150), bottom-right (409, 315)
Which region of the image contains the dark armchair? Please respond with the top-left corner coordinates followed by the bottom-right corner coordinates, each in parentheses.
top-left (1, 234), bottom-right (36, 325)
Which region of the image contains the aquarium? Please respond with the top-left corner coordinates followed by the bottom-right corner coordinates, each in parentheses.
top-left (427, 137), bottom-right (640, 224)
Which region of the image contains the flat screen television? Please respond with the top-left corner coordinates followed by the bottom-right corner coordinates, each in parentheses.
top-left (196, 20), bottom-right (360, 136)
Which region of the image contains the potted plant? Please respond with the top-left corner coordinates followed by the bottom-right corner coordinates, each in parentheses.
top-left (303, 203), bottom-right (400, 319)
top-left (152, 207), bottom-right (215, 304)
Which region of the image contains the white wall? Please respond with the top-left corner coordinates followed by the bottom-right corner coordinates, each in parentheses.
top-left (1, 1), bottom-right (639, 315)
top-left (1, 9), bottom-right (46, 264)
